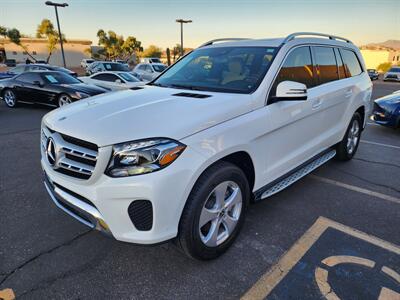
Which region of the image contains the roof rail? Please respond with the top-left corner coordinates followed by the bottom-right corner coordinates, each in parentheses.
top-left (199, 38), bottom-right (251, 47)
top-left (283, 32), bottom-right (353, 44)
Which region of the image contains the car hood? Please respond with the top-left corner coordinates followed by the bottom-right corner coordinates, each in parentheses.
top-left (62, 83), bottom-right (107, 95)
top-left (43, 86), bottom-right (253, 147)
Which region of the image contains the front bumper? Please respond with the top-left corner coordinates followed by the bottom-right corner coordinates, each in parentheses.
top-left (41, 144), bottom-right (206, 244)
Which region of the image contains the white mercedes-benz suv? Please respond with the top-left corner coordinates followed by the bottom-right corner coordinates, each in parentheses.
top-left (41, 33), bottom-right (372, 260)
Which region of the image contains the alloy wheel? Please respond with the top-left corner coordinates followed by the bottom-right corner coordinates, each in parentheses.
top-left (346, 119), bottom-right (360, 154)
top-left (4, 90), bottom-right (16, 107)
top-left (199, 181), bottom-right (243, 247)
top-left (58, 95), bottom-right (72, 107)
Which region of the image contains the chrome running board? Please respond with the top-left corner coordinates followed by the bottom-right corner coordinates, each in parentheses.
top-left (257, 149), bottom-right (336, 200)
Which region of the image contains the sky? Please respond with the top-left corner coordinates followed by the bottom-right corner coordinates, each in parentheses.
top-left (1, 0), bottom-right (399, 49)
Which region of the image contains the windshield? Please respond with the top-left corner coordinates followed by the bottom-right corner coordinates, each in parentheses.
top-left (104, 63), bottom-right (130, 71)
top-left (119, 72), bottom-right (140, 82)
top-left (153, 46), bottom-right (277, 93)
top-left (152, 64), bottom-right (167, 72)
top-left (42, 72), bottom-right (81, 84)
top-left (389, 67), bottom-right (400, 73)
top-left (367, 69), bottom-right (375, 72)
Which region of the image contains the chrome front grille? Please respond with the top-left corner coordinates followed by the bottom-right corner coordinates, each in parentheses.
top-left (41, 126), bottom-right (98, 180)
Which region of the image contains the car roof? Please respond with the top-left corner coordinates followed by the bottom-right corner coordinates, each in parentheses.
top-left (199, 33), bottom-right (357, 50)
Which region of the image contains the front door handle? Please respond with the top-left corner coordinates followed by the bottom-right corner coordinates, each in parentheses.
top-left (345, 90), bottom-right (353, 98)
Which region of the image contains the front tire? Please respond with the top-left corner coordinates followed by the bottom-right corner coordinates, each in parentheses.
top-left (335, 112), bottom-right (362, 161)
top-left (3, 89), bottom-right (18, 108)
top-left (177, 161), bottom-right (250, 260)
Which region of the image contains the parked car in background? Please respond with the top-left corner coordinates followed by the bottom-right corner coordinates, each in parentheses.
top-left (0, 63), bottom-right (77, 80)
top-left (35, 60), bottom-right (47, 64)
top-left (0, 71), bottom-right (106, 108)
top-left (113, 59), bottom-right (129, 68)
top-left (86, 61), bottom-right (130, 75)
top-left (383, 66), bottom-right (400, 82)
top-left (5, 59), bottom-right (16, 67)
top-left (367, 69), bottom-right (379, 80)
top-left (133, 63), bottom-right (168, 81)
top-left (79, 71), bottom-right (144, 91)
top-left (140, 57), bottom-right (162, 64)
top-left (41, 33), bottom-right (372, 260)
top-left (81, 58), bottom-right (95, 69)
top-left (371, 91), bottom-right (400, 128)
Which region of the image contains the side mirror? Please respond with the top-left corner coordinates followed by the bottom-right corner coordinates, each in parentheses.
top-left (115, 79), bottom-right (122, 84)
top-left (33, 80), bottom-right (43, 87)
top-left (274, 81), bottom-right (307, 101)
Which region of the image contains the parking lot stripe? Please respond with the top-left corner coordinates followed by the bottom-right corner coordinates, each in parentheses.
top-left (360, 140), bottom-right (400, 150)
top-left (310, 175), bottom-right (400, 205)
top-left (241, 217), bottom-right (400, 300)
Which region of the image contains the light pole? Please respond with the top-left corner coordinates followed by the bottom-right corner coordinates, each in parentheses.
top-left (45, 1), bottom-right (68, 67)
top-left (175, 19), bottom-right (192, 57)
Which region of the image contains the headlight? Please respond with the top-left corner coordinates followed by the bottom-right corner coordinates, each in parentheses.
top-left (106, 138), bottom-right (186, 177)
top-left (74, 91), bottom-right (90, 99)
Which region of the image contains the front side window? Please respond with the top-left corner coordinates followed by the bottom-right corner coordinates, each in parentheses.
top-left (271, 46), bottom-right (314, 96)
top-left (314, 47), bottom-right (338, 84)
top-left (153, 46), bottom-right (277, 94)
top-left (341, 49), bottom-right (363, 77)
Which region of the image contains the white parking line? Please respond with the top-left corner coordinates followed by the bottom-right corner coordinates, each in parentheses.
top-left (360, 140), bottom-right (400, 150)
top-left (310, 175), bottom-right (400, 205)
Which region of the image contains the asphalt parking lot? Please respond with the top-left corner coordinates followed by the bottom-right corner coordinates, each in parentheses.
top-left (0, 80), bottom-right (399, 299)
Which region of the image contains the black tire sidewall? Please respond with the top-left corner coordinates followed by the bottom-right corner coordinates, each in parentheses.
top-left (178, 162), bottom-right (250, 260)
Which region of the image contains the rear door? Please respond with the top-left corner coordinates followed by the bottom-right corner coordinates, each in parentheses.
top-left (264, 46), bottom-right (325, 181)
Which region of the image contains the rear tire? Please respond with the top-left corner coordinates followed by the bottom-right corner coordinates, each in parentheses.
top-left (176, 161), bottom-right (250, 260)
top-left (3, 89), bottom-right (18, 108)
top-left (335, 112), bottom-right (362, 161)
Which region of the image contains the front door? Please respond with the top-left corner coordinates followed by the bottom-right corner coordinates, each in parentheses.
top-left (263, 46), bottom-right (325, 183)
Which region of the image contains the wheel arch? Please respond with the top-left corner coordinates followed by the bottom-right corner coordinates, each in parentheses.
top-left (355, 105), bottom-right (366, 129)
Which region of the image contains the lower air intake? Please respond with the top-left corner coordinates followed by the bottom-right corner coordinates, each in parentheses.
top-left (128, 200), bottom-right (153, 231)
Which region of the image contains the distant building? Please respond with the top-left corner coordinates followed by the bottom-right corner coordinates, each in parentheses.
top-left (360, 47), bottom-right (400, 70)
top-left (0, 37), bottom-right (92, 67)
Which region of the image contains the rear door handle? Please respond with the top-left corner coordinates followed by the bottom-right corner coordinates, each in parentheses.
top-left (312, 99), bottom-right (322, 109)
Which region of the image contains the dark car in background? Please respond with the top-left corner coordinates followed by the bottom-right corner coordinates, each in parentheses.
top-left (371, 91), bottom-right (400, 128)
top-left (367, 69), bottom-right (379, 80)
top-left (0, 63), bottom-right (78, 80)
top-left (0, 71), bottom-right (106, 108)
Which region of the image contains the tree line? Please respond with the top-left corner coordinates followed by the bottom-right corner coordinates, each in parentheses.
top-left (1, 21), bottom-right (185, 64)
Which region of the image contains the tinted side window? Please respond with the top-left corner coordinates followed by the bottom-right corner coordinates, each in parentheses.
top-left (341, 49), bottom-right (362, 77)
top-left (17, 73), bottom-right (42, 83)
top-left (314, 47), bottom-right (338, 85)
top-left (272, 46), bottom-right (315, 94)
top-left (93, 74), bottom-right (118, 82)
top-left (334, 48), bottom-right (346, 79)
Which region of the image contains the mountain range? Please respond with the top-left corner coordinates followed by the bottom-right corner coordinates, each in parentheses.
top-left (363, 40), bottom-right (400, 50)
